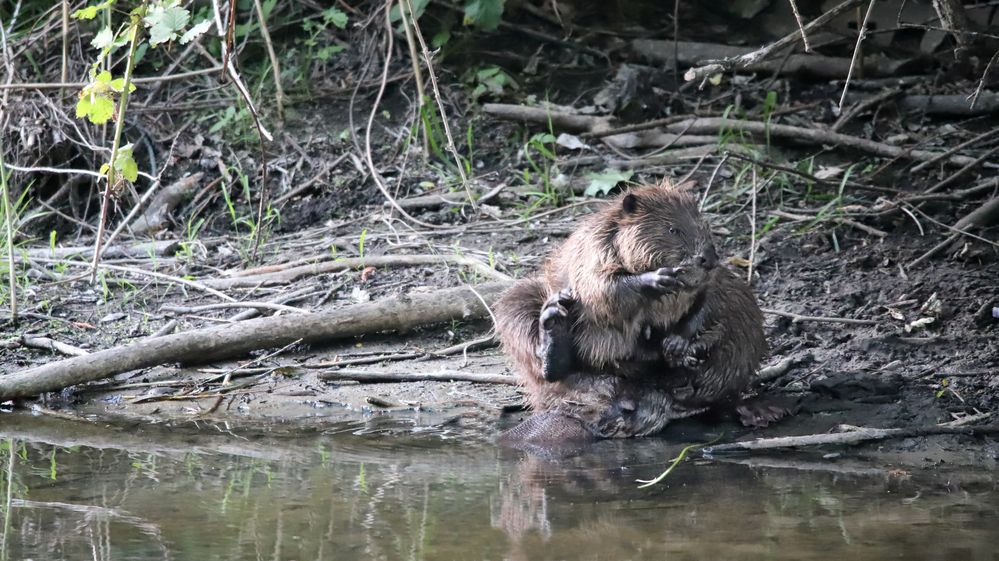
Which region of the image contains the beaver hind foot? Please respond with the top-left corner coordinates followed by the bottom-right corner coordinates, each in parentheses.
top-left (537, 288), bottom-right (576, 381)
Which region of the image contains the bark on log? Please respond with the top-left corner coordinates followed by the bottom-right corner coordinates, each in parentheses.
top-left (24, 240), bottom-right (180, 260)
top-left (131, 173), bottom-right (204, 234)
top-left (0, 281), bottom-right (512, 400)
top-left (632, 39), bottom-right (905, 80)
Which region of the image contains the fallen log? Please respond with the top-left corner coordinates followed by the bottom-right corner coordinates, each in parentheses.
top-left (0, 281), bottom-right (512, 400)
top-left (632, 39), bottom-right (906, 80)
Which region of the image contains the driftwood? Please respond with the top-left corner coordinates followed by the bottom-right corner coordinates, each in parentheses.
top-left (202, 254), bottom-right (511, 289)
top-left (703, 424), bottom-right (999, 455)
top-left (0, 281), bottom-right (511, 400)
top-left (632, 39), bottom-right (905, 81)
top-left (318, 369), bottom-right (517, 385)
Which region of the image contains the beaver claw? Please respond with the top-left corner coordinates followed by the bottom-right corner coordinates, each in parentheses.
top-left (662, 334), bottom-right (701, 368)
top-left (636, 267), bottom-right (683, 293)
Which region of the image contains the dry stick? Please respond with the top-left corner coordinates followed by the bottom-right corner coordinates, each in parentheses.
top-left (663, 118), bottom-right (977, 167)
top-left (161, 302), bottom-right (311, 315)
top-left (831, 88), bottom-right (902, 132)
top-left (21, 335), bottom-right (88, 357)
top-left (0, 281), bottom-right (510, 400)
top-left (786, 0), bottom-right (811, 51)
top-left (908, 195), bottom-right (999, 268)
top-left (203, 253), bottom-right (511, 289)
top-left (702, 424), bottom-right (999, 455)
top-left (838, 0), bottom-right (876, 110)
top-left (0, 11), bottom-right (14, 322)
top-left (60, 0), bottom-right (68, 96)
top-left (397, 0), bottom-right (428, 156)
top-left (924, 142), bottom-right (999, 194)
top-left (911, 128), bottom-right (999, 173)
top-left (685, 0), bottom-right (864, 84)
top-left (363, 2), bottom-right (444, 229)
top-left (39, 258), bottom-right (235, 302)
top-left (90, 15), bottom-right (141, 284)
top-left (210, 0), bottom-right (273, 259)
top-left (699, 153), bottom-right (728, 211)
top-left (761, 307), bottom-right (878, 326)
top-left (252, 0), bottom-right (283, 122)
top-left (403, 0), bottom-right (476, 209)
top-left (747, 167), bottom-right (758, 283)
top-left (318, 369), bottom-right (516, 385)
top-left (968, 49), bottom-right (999, 111)
top-left (0, 66), bottom-right (225, 90)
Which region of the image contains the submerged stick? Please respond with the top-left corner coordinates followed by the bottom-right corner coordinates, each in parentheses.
top-left (0, 282), bottom-right (511, 400)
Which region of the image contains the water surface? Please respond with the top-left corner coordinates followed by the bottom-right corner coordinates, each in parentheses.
top-left (0, 413), bottom-right (996, 561)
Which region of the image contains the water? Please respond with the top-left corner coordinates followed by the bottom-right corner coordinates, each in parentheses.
top-left (1, 413), bottom-right (997, 561)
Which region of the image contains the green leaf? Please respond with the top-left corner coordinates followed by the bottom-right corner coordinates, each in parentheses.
top-left (114, 146), bottom-right (139, 183)
top-left (323, 7), bottom-right (348, 29)
top-left (180, 20), bottom-right (212, 44)
top-left (583, 169), bottom-right (633, 197)
top-left (431, 30), bottom-right (451, 48)
top-left (77, 93), bottom-right (115, 124)
top-left (75, 96), bottom-right (93, 119)
top-left (145, 4), bottom-right (191, 46)
top-left (91, 26), bottom-right (114, 50)
top-left (109, 78), bottom-right (136, 93)
top-left (463, 0), bottom-right (504, 31)
top-left (317, 45), bottom-right (345, 61)
top-left (95, 70), bottom-right (112, 84)
top-left (73, 6), bottom-right (99, 20)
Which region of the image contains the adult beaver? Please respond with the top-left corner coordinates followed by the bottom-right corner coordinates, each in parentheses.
top-left (495, 182), bottom-right (787, 444)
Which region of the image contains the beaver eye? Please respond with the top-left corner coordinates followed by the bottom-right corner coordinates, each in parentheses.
top-left (668, 227), bottom-right (676, 234)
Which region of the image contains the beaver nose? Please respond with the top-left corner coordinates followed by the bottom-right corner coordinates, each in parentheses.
top-left (698, 246), bottom-right (718, 270)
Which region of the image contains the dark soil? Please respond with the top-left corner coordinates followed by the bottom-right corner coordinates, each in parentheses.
top-left (2, 2), bottom-right (997, 465)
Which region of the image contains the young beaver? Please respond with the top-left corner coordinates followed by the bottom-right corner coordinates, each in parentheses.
top-left (495, 182), bottom-right (784, 442)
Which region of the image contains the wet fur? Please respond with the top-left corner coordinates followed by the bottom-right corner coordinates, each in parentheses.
top-left (495, 183), bottom-right (766, 440)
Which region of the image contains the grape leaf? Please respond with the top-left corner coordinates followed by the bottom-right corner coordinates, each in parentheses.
top-left (91, 26), bottom-right (114, 50)
top-left (145, 3), bottom-right (191, 46)
top-left (583, 169), bottom-right (633, 197)
top-left (463, 0), bottom-right (504, 31)
top-left (180, 20), bottom-right (212, 44)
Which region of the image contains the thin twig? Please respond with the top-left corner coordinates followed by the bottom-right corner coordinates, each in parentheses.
top-left (838, 0), bottom-right (876, 110)
top-left (968, 49), bottom-right (999, 111)
top-left (252, 0), bottom-right (284, 121)
top-left (90, 14), bottom-right (142, 284)
top-left (761, 307), bottom-right (878, 325)
top-left (318, 369), bottom-right (517, 385)
top-left (747, 166), bottom-right (758, 283)
top-left (787, 0), bottom-right (811, 51)
top-left (398, 0), bottom-right (428, 155)
top-left (403, 0), bottom-right (476, 208)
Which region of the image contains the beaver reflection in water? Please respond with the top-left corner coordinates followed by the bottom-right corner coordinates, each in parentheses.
top-left (495, 182), bottom-right (790, 445)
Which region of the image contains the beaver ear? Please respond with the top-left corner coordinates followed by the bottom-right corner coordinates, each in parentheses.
top-left (621, 193), bottom-right (639, 214)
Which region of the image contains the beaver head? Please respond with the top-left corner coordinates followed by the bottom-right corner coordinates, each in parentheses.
top-left (610, 183), bottom-right (718, 289)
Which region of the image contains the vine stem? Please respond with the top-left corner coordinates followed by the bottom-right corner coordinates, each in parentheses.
top-left (90, 11), bottom-right (142, 284)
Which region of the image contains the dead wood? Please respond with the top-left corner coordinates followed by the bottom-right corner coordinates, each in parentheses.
top-left (909, 195), bottom-right (999, 267)
top-left (318, 369), bottom-right (517, 385)
top-left (662, 118), bottom-right (978, 167)
top-left (899, 92), bottom-right (999, 116)
top-left (202, 254), bottom-right (511, 289)
top-left (632, 39), bottom-right (904, 81)
top-left (481, 103), bottom-right (611, 133)
top-left (0, 281), bottom-right (512, 400)
top-left (683, 0), bottom-right (866, 84)
top-left (131, 173), bottom-right (204, 235)
top-left (703, 424), bottom-right (999, 455)
top-left (24, 239), bottom-right (180, 260)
